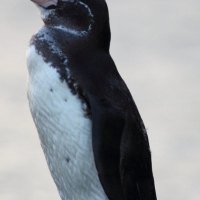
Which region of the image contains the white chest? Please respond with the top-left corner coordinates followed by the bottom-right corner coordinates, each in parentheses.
top-left (26, 46), bottom-right (108, 200)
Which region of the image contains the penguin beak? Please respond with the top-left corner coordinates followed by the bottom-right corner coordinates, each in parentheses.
top-left (31, 0), bottom-right (58, 8)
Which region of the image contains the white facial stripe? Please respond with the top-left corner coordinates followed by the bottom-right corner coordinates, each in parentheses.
top-left (78, 1), bottom-right (94, 18)
top-left (54, 25), bottom-right (88, 36)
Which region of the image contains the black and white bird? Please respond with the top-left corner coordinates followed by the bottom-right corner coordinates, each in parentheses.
top-left (27, 0), bottom-right (157, 199)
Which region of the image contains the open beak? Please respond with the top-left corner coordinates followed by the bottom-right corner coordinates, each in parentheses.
top-left (31, 0), bottom-right (58, 8)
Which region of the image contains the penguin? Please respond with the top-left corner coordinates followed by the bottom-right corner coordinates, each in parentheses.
top-left (27, 0), bottom-right (157, 200)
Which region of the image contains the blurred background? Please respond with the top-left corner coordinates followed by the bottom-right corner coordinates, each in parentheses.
top-left (0, 0), bottom-right (200, 199)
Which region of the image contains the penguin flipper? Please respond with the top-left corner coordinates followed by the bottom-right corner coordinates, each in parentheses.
top-left (90, 97), bottom-right (126, 200)
top-left (88, 95), bottom-right (157, 200)
top-left (120, 117), bottom-right (157, 200)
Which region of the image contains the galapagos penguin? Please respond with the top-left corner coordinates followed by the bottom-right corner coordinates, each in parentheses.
top-left (27, 0), bottom-right (157, 199)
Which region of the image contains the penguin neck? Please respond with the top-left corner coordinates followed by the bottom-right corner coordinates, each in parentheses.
top-left (40, 1), bottom-right (111, 52)
top-left (85, 1), bottom-right (111, 51)
top-left (91, 15), bottom-right (111, 52)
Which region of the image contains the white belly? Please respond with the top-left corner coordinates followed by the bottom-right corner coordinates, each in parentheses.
top-left (26, 45), bottom-right (108, 200)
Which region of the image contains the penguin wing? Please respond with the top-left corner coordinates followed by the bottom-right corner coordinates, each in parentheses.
top-left (89, 95), bottom-right (126, 200)
top-left (89, 95), bottom-right (157, 200)
top-left (120, 116), bottom-right (157, 200)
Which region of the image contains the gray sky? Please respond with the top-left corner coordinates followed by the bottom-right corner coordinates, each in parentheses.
top-left (0, 0), bottom-right (200, 199)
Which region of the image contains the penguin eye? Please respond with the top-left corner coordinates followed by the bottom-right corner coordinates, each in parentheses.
top-left (46, 5), bottom-right (57, 10)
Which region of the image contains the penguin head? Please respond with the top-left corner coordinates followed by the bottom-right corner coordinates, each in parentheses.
top-left (32, 0), bottom-right (111, 50)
